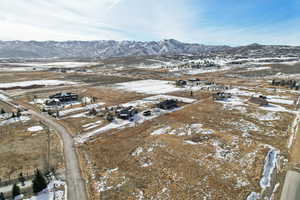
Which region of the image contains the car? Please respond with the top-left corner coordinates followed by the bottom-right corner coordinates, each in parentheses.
top-left (143, 110), bottom-right (151, 116)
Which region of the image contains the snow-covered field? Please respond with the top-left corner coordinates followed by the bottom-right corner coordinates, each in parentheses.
top-left (0, 80), bottom-right (76, 89)
top-left (0, 62), bottom-right (98, 72)
top-left (114, 80), bottom-right (183, 95)
top-left (186, 66), bottom-right (234, 75)
top-left (115, 79), bottom-right (214, 95)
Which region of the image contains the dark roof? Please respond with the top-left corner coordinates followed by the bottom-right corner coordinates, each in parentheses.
top-left (249, 97), bottom-right (268, 106)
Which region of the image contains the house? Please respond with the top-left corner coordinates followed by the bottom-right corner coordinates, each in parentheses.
top-left (175, 80), bottom-right (187, 87)
top-left (157, 99), bottom-right (178, 110)
top-left (49, 92), bottom-right (79, 103)
top-left (188, 78), bottom-right (200, 83)
top-left (249, 96), bottom-right (268, 106)
top-left (212, 92), bottom-right (232, 101)
top-left (117, 106), bottom-right (138, 120)
top-left (271, 79), bottom-right (299, 90)
top-left (45, 99), bottom-right (61, 106)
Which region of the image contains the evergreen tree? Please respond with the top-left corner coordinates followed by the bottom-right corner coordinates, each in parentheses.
top-left (11, 112), bottom-right (15, 119)
top-left (18, 173), bottom-right (25, 186)
top-left (0, 108), bottom-right (5, 114)
top-left (16, 109), bottom-right (21, 118)
top-left (0, 192), bottom-right (5, 200)
top-left (32, 169), bottom-right (47, 194)
top-left (12, 183), bottom-right (21, 199)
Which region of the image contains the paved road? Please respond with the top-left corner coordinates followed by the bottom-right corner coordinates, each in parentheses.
top-left (281, 99), bottom-right (300, 200)
top-left (280, 170), bottom-right (300, 200)
top-left (28, 109), bottom-right (88, 200)
top-left (0, 91), bottom-right (87, 200)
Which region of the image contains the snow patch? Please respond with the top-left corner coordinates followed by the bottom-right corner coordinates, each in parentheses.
top-left (259, 147), bottom-right (280, 190)
top-left (0, 116), bottom-right (31, 126)
top-left (246, 192), bottom-right (261, 200)
top-left (0, 80), bottom-right (76, 89)
top-left (27, 126), bottom-right (44, 132)
top-left (151, 126), bottom-right (171, 135)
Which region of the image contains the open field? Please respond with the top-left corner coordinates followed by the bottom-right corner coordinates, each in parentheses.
top-left (0, 113), bottom-right (64, 180)
top-left (76, 78), bottom-right (299, 200)
top-left (0, 55), bottom-right (300, 200)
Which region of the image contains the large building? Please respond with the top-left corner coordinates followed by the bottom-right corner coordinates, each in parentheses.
top-left (49, 92), bottom-right (79, 103)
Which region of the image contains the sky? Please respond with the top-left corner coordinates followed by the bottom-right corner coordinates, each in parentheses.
top-left (0, 0), bottom-right (300, 46)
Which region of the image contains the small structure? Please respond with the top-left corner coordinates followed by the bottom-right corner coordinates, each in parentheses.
top-left (45, 99), bottom-right (61, 106)
top-left (143, 110), bottom-right (151, 116)
top-left (271, 79), bottom-right (300, 90)
top-left (117, 106), bottom-right (138, 120)
top-left (157, 99), bottom-right (178, 110)
top-left (49, 92), bottom-right (79, 103)
top-left (175, 80), bottom-right (187, 87)
top-left (249, 96), bottom-right (268, 106)
top-left (188, 78), bottom-right (200, 82)
top-left (212, 92), bottom-right (232, 101)
top-left (82, 97), bottom-right (92, 105)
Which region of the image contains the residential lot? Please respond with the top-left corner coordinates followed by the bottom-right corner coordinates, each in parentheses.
top-left (0, 57), bottom-right (300, 200)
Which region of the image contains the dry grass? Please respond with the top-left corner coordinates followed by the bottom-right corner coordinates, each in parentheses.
top-left (0, 119), bottom-right (64, 180)
top-left (76, 88), bottom-right (294, 199)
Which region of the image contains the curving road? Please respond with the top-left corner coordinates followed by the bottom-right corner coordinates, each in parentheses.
top-left (0, 91), bottom-right (87, 200)
top-left (28, 109), bottom-right (88, 200)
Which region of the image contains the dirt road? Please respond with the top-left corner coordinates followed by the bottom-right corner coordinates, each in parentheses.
top-left (0, 91), bottom-right (87, 200)
top-left (281, 99), bottom-right (300, 200)
top-left (280, 170), bottom-right (300, 200)
top-left (28, 109), bottom-right (88, 200)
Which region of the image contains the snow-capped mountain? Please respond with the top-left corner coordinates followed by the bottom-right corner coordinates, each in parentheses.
top-left (0, 39), bottom-right (230, 59)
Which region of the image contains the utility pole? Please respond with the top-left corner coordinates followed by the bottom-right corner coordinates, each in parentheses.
top-left (40, 121), bottom-right (51, 172)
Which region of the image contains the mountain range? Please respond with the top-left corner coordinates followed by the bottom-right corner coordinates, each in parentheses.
top-left (0, 39), bottom-right (299, 59)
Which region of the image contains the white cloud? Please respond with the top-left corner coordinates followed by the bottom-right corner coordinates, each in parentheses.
top-left (0, 0), bottom-right (299, 45)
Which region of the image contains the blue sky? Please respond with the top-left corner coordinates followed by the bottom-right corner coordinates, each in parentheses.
top-left (0, 0), bottom-right (300, 45)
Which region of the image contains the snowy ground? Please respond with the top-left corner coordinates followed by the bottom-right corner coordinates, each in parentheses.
top-left (24, 179), bottom-right (66, 200)
top-left (114, 79), bottom-right (218, 95)
top-left (259, 146), bottom-right (280, 190)
top-left (59, 103), bottom-right (105, 117)
top-left (151, 123), bottom-right (214, 137)
top-left (185, 66), bottom-right (234, 75)
top-left (0, 80), bottom-right (76, 89)
top-left (0, 180), bottom-right (32, 194)
top-left (75, 95), bottom-right (196, 143)
top-left (0, 62), bottom-right (98, 72)
top-left (114, 79), bottom-right (183, 95)
top-left (0, 93), bottom-right (11, 101)
top-left (0, 116), bottom-right (31, 126)
top-left (27, 126), bottom-right (44, 132)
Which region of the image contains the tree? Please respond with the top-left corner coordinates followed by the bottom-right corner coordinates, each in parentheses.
top-left (18, 173), bottom-right (25, 186)
top-left (0, 192), bottom-right (5, 200)
top-left (12, 183), bottom-right (21, 199)
top-left (32, 169), bottom-right (47, 194)
top-left (0, 108), bottom-right (5, 114)
top-left (11, 112), bottom-right (16, 119)
top-left (16, 109), bottom-right (21, 118)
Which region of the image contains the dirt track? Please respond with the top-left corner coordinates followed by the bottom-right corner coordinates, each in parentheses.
top-left (0, 91), bottom-right (87, 200)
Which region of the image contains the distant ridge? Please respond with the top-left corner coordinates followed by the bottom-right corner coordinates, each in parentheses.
top-left (0, 39), bottom-right (230, 59)
top-left (0, 39), bottom-right (299, 59)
